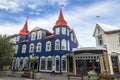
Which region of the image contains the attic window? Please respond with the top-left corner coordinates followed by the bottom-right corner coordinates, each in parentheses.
top-left (98, 35), bottom-right (103, 46)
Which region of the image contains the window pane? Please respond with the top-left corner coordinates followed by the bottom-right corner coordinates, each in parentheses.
top-left (47, 58), bottom-right (52, 70)
top-left (41, 58), bottom-right (46, 70)
top-left (56, 58), bottom-right (59, 71)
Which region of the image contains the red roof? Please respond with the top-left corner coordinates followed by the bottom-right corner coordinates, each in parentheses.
top-left (45, 35), bottom-right (54, 39)
top-left (54, 8), bottom-right (68, 29)
top-left (19, 19), bottom-right (29, 36)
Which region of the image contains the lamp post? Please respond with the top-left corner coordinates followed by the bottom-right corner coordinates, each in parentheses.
top-left (30, 54), bottom-right (37, 79)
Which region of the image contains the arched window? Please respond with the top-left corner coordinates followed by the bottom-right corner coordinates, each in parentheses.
top-left (29, 43), bottom-right (34, 53)
top-left (31, 32), bottom-right (36, 40)
top-left (36, 42), bottom-right (42, 52)
top-left (62, 27), bottom-right (66, 35)
top-left (40, 56), bottom-right (46, 71)
top-left (67, 40), bottom-right (70, 51)
top-left (55, 39), bottom-right (60, 50)
top-left (47, 56), bottom-right (52, 71)
top-left (15, 45), bottom-right (18, 53)
top-left (55, 56), bottom-right (60, 72)
top-left (62, 55), bottom-right (67, 72)
top-left (46, 41), bottom-right (51, 51)
top-left (37, 31), bottom-right (42, 39)
top-left (98, 35), bottom-right (103, 46)
top-left (61, 39), bottom-right (66, 50)
top-left (22, 44), bottom-right (26, 53)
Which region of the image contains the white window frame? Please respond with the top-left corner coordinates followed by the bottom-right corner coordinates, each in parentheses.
top-left (67, 29), bottom-right (69, 36)
top-left (36, 42), bottom-right (42, 52)
top-left (15, 45), bottom-right (18, 53)
top-left (118, 33), bottom-right (120, 45)
top-left (62, 27), bottom-right (66, 35)
top-left (55, 28), bottom-right (60, 35)
top-left (16, 36), bottom-right (20, 41)
top-left (46, 56), bottom-right (52, 72)
top-left (46, 41), bottom-right (51, 51)
top-left (55, 39), bottom-right (60, 50)
top-left (40, 56), bottom-right (46, 71)
top-left (98, 35), bottom-right (103, 46)
top-left (61, 55), bottom-right (67, 72)
top-left (37, 31), bottom-right (42, 40)
top-left (55, 55), bottom-right (60, 72)
top-left (67, 40), bottom-right (70, 51)
top-left (29, 43), bottom-right (34, 53)
top-left (22, 44), bottom-right (26, 53)
top-left (31, 32), bottom-right (36, 40)
top-left (61, 39), bottom-right (66, 50)
top-left (71, 33), bottom-right (73, 41)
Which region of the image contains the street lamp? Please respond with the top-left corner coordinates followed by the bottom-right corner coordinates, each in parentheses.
top-left (30, 54), bottom-right (37, 79)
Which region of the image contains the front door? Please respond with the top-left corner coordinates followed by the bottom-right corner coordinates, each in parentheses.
top-left (111, 56), bottom-right (119, 72)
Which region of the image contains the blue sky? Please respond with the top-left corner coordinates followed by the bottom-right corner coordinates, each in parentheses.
top-left (0, 0), bottom-right (120, 47)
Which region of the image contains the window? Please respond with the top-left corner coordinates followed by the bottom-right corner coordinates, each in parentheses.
top-left (67, 40), bottom-right (70, 51)
top-left (71, 33), bottom-right (73, 41)
top-left (29, 44), bottom-right (34, 53)
top-left (15, 45), bottom-right (18, 53)
top-left (40, 57), bottom-right (46, 70)
top-left (118, 34), bottom-right (120, 44)
top-left (67, 29), bottom-right (69, 36)
top-left (22, 44), bottom-right (26, 53)
top-left (55, 28), bottom-right (60, 35)
top-left (37, 31), bottom-right (42, 39)
top-left (47, 56), bottom-right (52, 70)
top-left (98, 35), bottom-right (103, 46)
top-left (31, 32), bottom-right (36, 40)
top-left (46, 41), bottom-right (51, 51)
top-left (61, 39), bottom-right (66, 50)
top-left (36, 43), bottom-right (42, 52)
top-left (62, 27), bottom-right (66, 35)
top-left (55, 39), bottom-right (60, 50)
top-left (55, 56), bottom-right (60, 72)
top-left (62, 56), bottom-right (67, 72)
top-left (16, 36), bottom-right (20, 41)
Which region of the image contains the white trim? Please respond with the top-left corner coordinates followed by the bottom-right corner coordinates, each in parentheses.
top-left (61, 55), bottom-right (67, 72)
top-left (36, 42), bottom-right (42, 52)
top-left (55, 39), bottom-right (60, 50)
top-left (31, 32), bottom-right (36, 40)
top-left (62, 27), bottom-right (66, 35)
top-left (37, 31), bottom-right (42, 40)
top-left (55, 27), bottom-right (60, 35)
top-left (61, 39), bottom-right (67, 50)
top-left (46, 41), bottom-right (51, 51)
top-left (46, 56), bottom-right (53, 72)
top-left (39, 56), bottom-right (46, 71)
top-left (55, 55), bottom-right (60, 72)
top-left (29, 43), bottom-right (34, 53)
top-left (22, 44), bottom-right (26, 53)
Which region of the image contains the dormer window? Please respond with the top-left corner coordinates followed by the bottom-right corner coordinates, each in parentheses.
top-left (37, 31), bottom-right (42, 39)
top-left (31, 32), bottom-right (36, 40)
top-left (46, 41), bottom-right (51, 51)
top-left (98, 35), bottom-right (103, 46)
top-left (62, 27), bottom-right (66, 35)
top-left (56, 28), bottom-right (60, 35)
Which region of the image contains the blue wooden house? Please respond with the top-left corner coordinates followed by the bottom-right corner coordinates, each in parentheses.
top-left (12, 8), bottom-right (79, 73)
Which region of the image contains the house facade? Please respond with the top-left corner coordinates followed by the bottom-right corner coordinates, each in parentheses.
top-left (93, 23), bottom-right (120, 74)
top-left (12, 8), bottom-right (79, 73)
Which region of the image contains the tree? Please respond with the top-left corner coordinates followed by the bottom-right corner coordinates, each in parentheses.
top-left (0, 35), bottom-right (15, 70)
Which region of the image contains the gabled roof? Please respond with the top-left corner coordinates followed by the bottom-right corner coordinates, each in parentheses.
top-left (30, 26), bottom-right (53, 35)
top-left (19, 19), bottom-right (29, 36)
top-left (53, 8), bottom-right (68, 29)
top-left (97, 22), bottom-right (119, 32)
top-left (93, 22), bottom-right (120, 36)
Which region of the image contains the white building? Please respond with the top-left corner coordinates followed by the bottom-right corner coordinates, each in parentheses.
top-left (93, 23), bottom-right (120, 74)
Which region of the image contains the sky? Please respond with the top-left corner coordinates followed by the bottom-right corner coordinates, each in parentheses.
top-left (0, 0), bottom-right (120, 47)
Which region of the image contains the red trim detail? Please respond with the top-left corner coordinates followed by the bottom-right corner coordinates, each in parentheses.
top-left (45, 35), bottom-right (54, 39)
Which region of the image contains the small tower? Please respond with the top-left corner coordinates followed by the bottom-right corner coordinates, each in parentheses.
top-left (19, 19), bottom-right (29, 36)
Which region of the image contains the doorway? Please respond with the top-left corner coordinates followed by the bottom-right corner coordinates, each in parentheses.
top-left (111, 56), bottom-right (119, 72)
